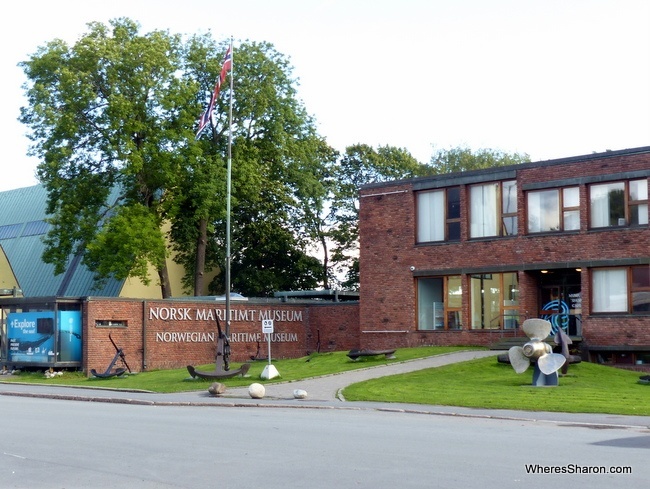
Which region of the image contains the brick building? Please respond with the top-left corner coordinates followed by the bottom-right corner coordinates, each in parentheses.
top-left (1, 146), bottom-right (648, 373)
top-left (358, 146), bottom-right (649, 369)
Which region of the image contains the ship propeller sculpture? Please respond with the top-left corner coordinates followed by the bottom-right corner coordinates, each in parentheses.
top-left (508, 318), bottom-right (566, 386)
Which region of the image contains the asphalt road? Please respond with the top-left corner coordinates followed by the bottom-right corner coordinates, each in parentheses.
top-left (1, 394), bottom-right (648, 489)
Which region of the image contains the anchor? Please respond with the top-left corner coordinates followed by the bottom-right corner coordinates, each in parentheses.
top-left (187, 317), bottom-right (250, 380)
top-left (90, 333), bottom-right (131, 378)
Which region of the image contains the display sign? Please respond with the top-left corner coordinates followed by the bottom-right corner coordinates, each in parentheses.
top-left (7, 311), bottom-right (82, 364)
top-left (262, 319), bottom-right (274, 334)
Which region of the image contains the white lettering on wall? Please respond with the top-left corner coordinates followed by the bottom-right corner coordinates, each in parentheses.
top-left (155, 331), bottom-right (298, 343)
top-left (155, 332), bottom-right (215, 343)
top-left (149, 307), bottom-right (303, 323)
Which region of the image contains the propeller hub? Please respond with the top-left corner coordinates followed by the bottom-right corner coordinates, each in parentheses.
top-left (522, 341), bottom-right (548, 360)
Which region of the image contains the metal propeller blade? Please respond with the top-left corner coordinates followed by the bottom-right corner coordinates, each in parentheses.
top-left (522, 318), bottom-right (552, 340)
top-left (508, 346), bottom-right (530, 374)
top-left (537, 352), bottom-right (566, 375)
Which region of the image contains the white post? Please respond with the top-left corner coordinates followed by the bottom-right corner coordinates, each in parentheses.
top-left (260, 319), bottom-right (280, 380)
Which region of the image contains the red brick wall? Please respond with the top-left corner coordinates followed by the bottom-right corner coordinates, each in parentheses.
top-left (358, 150), bottom-right (650, 352)
top-left (307, 303), bottom-right (360, 353)
top-left (84, 298), bottom-right (360, 375)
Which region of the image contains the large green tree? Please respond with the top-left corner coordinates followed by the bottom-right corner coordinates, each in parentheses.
top-left (173, 37), bottom-right (334, 296)
top-left (19, 18), bottom-right (196, 297)
top-left (20, 19), bottom-right (334, 298)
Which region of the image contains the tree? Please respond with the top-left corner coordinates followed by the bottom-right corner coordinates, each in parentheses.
top-left (171, 38), bottom-right (335, 296)
top-left (20, 18), bottom-right (196, 297)
top-left (20, 20), bottom-right (335, 298)
top-left (429, 146), bottom-right (530, 174)
top-left (329, 144), bottom-right (429, 288)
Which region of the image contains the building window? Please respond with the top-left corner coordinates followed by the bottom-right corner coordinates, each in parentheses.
top-left (632, 265), bottom-right (650, 313)
top-left (95, 320), bottom-right (128, 328)
top-left (417, 276), bottom-right (462, 330)
top-left (416, 187), bottom-right (461, 243)
top-left (527, 186), bottom-right (579, 233)
top-left (470, 181), bottom-right (517, 238)
top-left (592, 265), bottom-right (650, 313)
top-left (590, 179), bottom-right (648, 228)
top-left (470, 272), bottom-right (519, 329)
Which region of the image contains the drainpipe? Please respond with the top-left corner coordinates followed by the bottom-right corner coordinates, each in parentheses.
top-left (142, 300), bottom-right (147, 371)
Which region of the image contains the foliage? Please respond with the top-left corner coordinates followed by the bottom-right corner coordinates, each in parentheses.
top-left (20, 18), bottom-right (193, 295)
top-left (167, 36), bottom-right (335, 296)
top-left (428, 146), bottom-right (530, 174)
top-left (328, 144), bottom-right (429, 288)
top-left (20, 20), bottom-right (335, 297)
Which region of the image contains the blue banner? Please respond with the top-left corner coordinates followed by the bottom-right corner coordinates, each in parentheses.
top-left (8, 312), bottom-right (56, 363)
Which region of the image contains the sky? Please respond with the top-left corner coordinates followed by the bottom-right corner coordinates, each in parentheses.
top-left (2, 0), bottom-right (649, 191)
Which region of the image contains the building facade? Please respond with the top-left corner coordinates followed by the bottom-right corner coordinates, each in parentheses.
top-left (358, 147), bottom-right (650, 369)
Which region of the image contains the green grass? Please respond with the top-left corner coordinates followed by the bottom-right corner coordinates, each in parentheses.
top-left (342, 356), bottom-right (650, 416)
top-left (2, 346), bottom-right (648, 416)
top-left (0, 346), bottom-right (475, 393)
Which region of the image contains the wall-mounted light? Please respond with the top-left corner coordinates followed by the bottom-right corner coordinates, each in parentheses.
top-left (541, 270), bottom-right (548, 274)
top-left (576, 268), bottom-right (582, 272)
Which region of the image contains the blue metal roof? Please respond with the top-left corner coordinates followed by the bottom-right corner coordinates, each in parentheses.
top-left (0, 185), bottom-right (123, 298)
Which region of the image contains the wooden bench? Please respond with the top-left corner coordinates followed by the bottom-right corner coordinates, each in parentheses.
top-left (347, 349), bottom-right (396, 361)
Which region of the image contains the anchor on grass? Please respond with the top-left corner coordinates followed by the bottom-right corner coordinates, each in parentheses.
top-left (187, 318), bottom-right (250, 380)
top-left (90, 333), bottom-right (131, 378)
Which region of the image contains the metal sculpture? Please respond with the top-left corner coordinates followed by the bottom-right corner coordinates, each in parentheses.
top-left (90, 333), bottom-right (131, 378)
top-left (508, 318), bottom-right (566, 386)
top-left (187, 318), bottom-right (250, 380)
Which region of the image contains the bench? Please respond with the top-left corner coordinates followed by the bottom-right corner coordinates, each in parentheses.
top-left (347, 349), bottom-right (396, 361)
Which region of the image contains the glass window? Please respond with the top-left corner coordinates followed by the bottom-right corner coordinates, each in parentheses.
top-left (470, 181), bottom-right (517, 238)
top-left (562, 187), bottom-right (580, 231)
top-left (629, 179), bottom-right (649, 226)
top-left (527, 190), bottom-right (559, 232)
top-left (470, 272), bottom-right (518, 329)
top-left (592, 268), bottom-right (628, 312)
top-left (446, 187), bottom-right (461, 241)
top-left (416, 187), bottom-right (461, 243)
top-left (590, 179), bottom-right (648, 228)
top-left (502, 180), bottom-right (518, 236)
top-left (631, 265), bottom-right (650, 313)
top-left (527, 187), bottom-right (579, 233)
top-left (417, 276), bottom-right (462, 330)
top-left (417, 191), bottom-right (444, 242)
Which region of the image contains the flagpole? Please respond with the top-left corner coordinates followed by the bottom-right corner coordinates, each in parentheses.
top-left (225, 36), bottom-right (234, 349)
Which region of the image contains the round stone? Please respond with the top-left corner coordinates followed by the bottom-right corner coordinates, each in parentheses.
top-left (248, 382), bottom-right (265, 399)
top-left (208, 382), bottom-right (226, 396)
top-left (293, 389), bottom-right (308, 399)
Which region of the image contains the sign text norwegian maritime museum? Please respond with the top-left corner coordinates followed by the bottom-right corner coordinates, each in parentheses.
top-left (149, 306), bottom-right (302, 343)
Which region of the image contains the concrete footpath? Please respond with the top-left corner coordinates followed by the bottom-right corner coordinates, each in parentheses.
top-left (1, 350), bottom-right (649, 430)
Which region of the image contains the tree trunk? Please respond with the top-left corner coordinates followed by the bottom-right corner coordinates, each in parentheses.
top-left (194, 218), bottom-right (207, 296)
top-left (158, 261), bottom-right (172, 299)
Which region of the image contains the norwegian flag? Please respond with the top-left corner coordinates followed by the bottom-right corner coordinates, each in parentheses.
top-left (196, 45), bottom-right (232, 138)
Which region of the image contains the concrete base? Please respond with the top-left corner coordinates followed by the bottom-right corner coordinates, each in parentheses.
top-left (261, 364), bottom-right (280, 380)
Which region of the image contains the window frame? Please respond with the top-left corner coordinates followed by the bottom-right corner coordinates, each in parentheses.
top-left (469, 180), bottom-right (517, 239)
top-left (469, 272), bottom-right (519, 329)
top-left (589, 178), bottom-right (648, 229)
top-left (526, 186), bottom-right (580, 234)
top-left (416, 275), bottom-right (463, 330)
top-left (416, 186), bottom-right (461, 243)
top-left (591, 265), bottom-right (650, 314)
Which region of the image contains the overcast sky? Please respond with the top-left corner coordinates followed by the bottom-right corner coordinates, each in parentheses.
top-left (2, 0), bottom-right (649, 191)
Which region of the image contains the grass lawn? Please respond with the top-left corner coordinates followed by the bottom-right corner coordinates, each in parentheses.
top-left (1, 346), bottom-right (648, 416)
top-left (0, 346), bottom-right (476, 393)
top-left (342, 356), bottom-right (650, 416)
